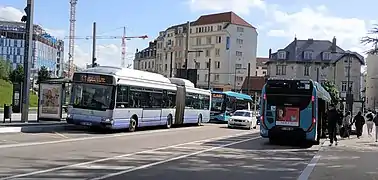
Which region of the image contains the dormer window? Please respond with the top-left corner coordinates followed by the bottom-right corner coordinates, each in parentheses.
top-left (304, 51), bottom-right (313, 60)
top-left (322, 52), bottom-right (331, 60)
top-left (277, 51), bottom-right (286, 59)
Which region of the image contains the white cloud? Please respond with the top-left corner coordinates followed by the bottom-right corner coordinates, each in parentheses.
top-left (44, 28), bottom-right (66, 38)
top-left (188, 0), bottom-right (266, 15)
top-left (0, 6), bottom-right (23, 21)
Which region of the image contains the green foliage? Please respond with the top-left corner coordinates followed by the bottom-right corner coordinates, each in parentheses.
top-left (37, 66), bottom-right (51, 83)
top-left (0, 57), bottom-right (11, 81)
top-left (322, 80), bottom-right (340, 105)
top-left (0, 79), bottom-right (38, 108)
top-left (9, 64), bottom-right (24, 84)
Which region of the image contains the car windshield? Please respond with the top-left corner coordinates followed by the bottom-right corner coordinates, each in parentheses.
top-left (233, 111), bottom-right (251, 117)
top-left (71, 83), bottom-right (115, 111)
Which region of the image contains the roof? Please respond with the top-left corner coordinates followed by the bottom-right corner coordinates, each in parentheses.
top-left (212, 90), bottom-right (252, 100)
top-left (241, 76), bottom-right (267, 92)
top-left (192, 11), bottom-right (255, 28)
top-left (256, 57), bottom-right (268, 66)
top-left (268, 38), bottom-right (365, 65)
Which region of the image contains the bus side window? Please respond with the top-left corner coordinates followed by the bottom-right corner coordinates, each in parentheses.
top-left (116, 85), bottom-right (129, 108)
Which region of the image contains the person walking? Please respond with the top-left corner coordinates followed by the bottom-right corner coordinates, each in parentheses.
top-left (352, 111), bottom-right (365, 139)
top-left (341, 111), bottom-right (351, 138)
top-left (366, 110), bottom-right (374, 136)
top-left (327, 104), bottom-right (339, 146)
top-left (373, 112), bottom-right (378, 142)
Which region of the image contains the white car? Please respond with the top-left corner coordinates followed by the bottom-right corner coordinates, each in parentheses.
top-left (228, 110), bottom-right (256, 129)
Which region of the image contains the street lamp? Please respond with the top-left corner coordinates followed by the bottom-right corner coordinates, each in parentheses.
top-left (234, 67), bottom-right (247, 91)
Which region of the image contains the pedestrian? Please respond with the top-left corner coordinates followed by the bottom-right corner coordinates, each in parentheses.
top-left (327, 104), bottom-right (339, 146)
top-left (366, 110), bottom-right (374, 136)
top-left (352, 111), bottom-right (365, 139)
top-left (373, 112), bottom-right (378, 142)
top-left (340, 111), bottom-right (351, 138)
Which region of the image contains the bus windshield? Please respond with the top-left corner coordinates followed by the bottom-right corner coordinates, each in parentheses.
top-left (71, 83), bottom-right (115, 111)
top-left (211, 94), bottom-right (225, 111)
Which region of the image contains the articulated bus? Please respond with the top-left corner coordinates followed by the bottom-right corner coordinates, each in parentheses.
top-left (210, 91), bottom-right (253, 122)
top-left (260, 79), bottom-right (331, 145)
top-left (66, 66), bottom-right (211, 131)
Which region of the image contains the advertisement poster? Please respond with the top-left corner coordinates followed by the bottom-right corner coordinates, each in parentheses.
top-left (275, 107), bottom-right (300, 126)
top-left (38, 83), bottom-right (62, 119)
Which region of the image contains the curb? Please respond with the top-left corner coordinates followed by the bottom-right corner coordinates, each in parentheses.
top-left (0, 109), bottom-right (37, 113)
top-left (0, 124), bottom-right (78, 134)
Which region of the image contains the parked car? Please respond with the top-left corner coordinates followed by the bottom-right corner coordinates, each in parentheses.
top-left (228, 110), bottom-right (257, 129)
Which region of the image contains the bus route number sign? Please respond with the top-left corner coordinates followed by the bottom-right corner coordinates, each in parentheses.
top-left (73, 73), bottom-right (113, 84)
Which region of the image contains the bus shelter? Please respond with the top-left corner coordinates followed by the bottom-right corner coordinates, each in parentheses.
top-left (37, 78), bottom-right (71, 121)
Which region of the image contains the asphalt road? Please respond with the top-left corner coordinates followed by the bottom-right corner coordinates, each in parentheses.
top-left (0, 124), bottom-right (323, 180)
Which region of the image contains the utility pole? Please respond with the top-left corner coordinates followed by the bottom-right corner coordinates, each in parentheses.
top-left (184, 21), bottom-right (190, 78)
top-left (246, 63), bottom-right (251, 94)
top-left (207, 58), bottom-right (211, 89)
top-left (346, 54), bottom-right (353, 114)
top-left (316, 67), bottom-right (320, 82)
top-left (21, 0), bottom-right (34, 123)
top-left (170, 51), bottom-right (173, 78)
top-left (92, 22), bottom-right (97, 67)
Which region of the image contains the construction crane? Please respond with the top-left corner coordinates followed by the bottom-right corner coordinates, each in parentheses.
top-left (68, 0), bottom-right (77, 78)
top-left (65, 32), bottom-right (148, 68)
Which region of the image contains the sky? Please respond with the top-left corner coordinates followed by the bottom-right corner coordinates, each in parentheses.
top-left (0, 0), bottom-right (377, 69)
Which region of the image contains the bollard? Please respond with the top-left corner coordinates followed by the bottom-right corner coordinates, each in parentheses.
top-left (3, 104), bottom-right (12, 123)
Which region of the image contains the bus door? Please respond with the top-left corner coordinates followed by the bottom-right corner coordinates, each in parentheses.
top-left (174, 86), bottom-right (185, 125)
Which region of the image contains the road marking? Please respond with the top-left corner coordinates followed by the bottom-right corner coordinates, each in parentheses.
top-left (90, 136), bottom-right (261, 180)
top-left (53, 131), bottom-right (70, 139)
top-left (0, 125), bottom-right (218, 149)
top-left (297, 141), bottom-right (326, 180)
top-left (0, 131), bottom-right (258, 180)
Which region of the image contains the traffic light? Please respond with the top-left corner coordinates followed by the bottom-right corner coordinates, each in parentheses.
top-left (21, 6), bottom-right (29, 22)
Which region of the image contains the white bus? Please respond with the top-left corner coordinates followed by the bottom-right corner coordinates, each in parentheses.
top-left (66, 66), bottom-right (211, 131)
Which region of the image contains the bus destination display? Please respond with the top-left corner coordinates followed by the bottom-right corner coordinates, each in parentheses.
top-left (212, 93), bottom-right (224, 98)
top-left (73, 73), bottom-right (114, 84)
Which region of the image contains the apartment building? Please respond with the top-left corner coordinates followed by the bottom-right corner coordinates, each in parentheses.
top-left (0, 20), bottom-right (64, 80)
top-left (134, 41), bottom-right (157, 72)
top-left (134, 11), bottom-right (257, 91)
top-left (366, 53), bottom-right (378, 110)
top-left (255, 57), bottom-right (268, 76)
top-left (267, 37), bottom-right (365, 113)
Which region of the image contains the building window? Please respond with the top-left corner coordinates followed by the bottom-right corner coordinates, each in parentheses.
top-left (205, 74), bottom-right (208, 81)
top-left (206, 62), bottom-right (210, 69)
top-left (237, 27), bottom-right (244, 32)
top-left (165, 53), bottom-right (167, 60)
top-left (278, 51), bottom-right (286, 59)
top-left (216, 36), bottom-right (221, 43)
top-left (236, 76), bottom-right (243, 81)
top-left (304, 51), bottom-right (313, 60)
top-left (341, 81), bottom-right (353, 92)
top-left (210, 26), bottom-right (213, 31)
top-left (195, 51), bottom-right (201, 57)
top-left (205, 49), bottom-right (210, 57)
top-left (322, 52), bottom-right (331, 60)
top-left (206, 36), bottom-right (212, 44)
top-left (197, 74), bottom-right (199, 80)
top-left (344, 66), bottom-right (350, 76)
top-left (215, 61), bottom-right (220, 69)
top-left (195, 62), bottom-right (200, 69)
top-left (236, 51), bottom-right (243, 57)
top-left (215, 48), bottom-right (220, 56)
top-left (304, 66), bottom-right (310, 76)
top-left (235, 64), bottom-right (242, 69)
top-left (196, 37), bottom-right (201, 45)
top-left (276, 65), bottom-right (286, 75)
top-left (164, 64), bottom-right (168, 71)
top-left (217, 25), bottom-right (222, 31)
top-left (214, 74), bottom-right (220, 81)
top-left (237, 39), bottom-right (243, 44)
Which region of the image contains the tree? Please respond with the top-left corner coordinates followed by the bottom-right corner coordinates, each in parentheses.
top-left (37, 66), bottom-right (51, 83)
top-left (322, 80), bottom-right (340, 105)
top-left (361, 25), bottom-right (378, 54)
top-left (0, 57), bottom-right (11, 81)
top-left (9, 64), bottom-right (24, 84)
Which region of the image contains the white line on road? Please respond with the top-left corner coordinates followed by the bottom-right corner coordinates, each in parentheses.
top-left (0, 125), bottom-right (217, 149)
top-left (90, 136), bottom-right (261, 180)
top-left (0, 131), bottom-right (258, 180)
top-left (297, 141), bottom-right (326, 180)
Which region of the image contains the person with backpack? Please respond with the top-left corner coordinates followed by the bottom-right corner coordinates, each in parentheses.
top-left (352, 111), bottom-right (365, 139)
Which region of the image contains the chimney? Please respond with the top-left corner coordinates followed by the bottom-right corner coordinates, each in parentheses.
top-left (332, 36), bottom-right (336, 52)
top-left (269, 48), bottom-right (272, 59)
top-left (136, 48), bottom-right (139, 52)
top-left (149, 41), bottom-right (153, 47)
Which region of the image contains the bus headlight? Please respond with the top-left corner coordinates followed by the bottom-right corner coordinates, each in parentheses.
top-left (67, 114), bottom-right (72, 118)
top-left (101, 118), bottom-right (113, 124)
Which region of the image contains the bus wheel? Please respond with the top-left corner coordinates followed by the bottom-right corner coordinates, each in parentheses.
top-left (129, 118), bottom-right (137, 132)
top-left (166, 115), bottom-right (172, 129)
top-left (197, 115), bottom-right (202, 126)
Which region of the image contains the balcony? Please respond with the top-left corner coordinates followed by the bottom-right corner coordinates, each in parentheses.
top-left (191, 43), bottom-right (214, 49)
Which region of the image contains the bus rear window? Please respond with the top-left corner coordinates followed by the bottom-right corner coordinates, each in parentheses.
top-left (266, 95), bottom-right (311, 110)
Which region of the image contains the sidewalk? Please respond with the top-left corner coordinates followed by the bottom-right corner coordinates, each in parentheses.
top-left (0, 113), bottom-right (72, 134)
top-left (309, 126), bottom-right (378, 180)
